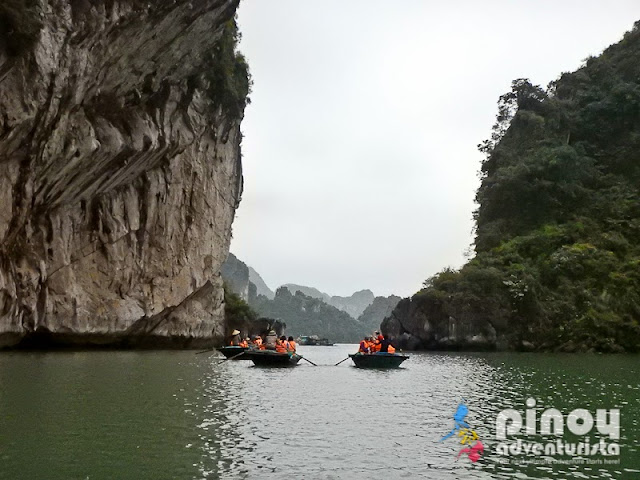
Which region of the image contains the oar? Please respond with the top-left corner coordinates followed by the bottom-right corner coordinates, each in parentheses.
top-left (299, 356), bottom-right (318, 367)
top-left (196, 347), bottom-right (216, 355)
top-left (334, 356), bottom-right (350, 366)
top-left (217, 350), bottom-right (247, 364)
top-left (215, 349), bottom-right (246, 364)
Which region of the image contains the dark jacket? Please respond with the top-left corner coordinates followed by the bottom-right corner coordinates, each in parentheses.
top-left (380, 338), bottom-right (393, 353)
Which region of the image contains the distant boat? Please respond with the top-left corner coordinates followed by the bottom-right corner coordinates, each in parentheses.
top-left (296, 335), bottom-right (334, 346)
top-left (349, 352), bottom-right (408, 369)
top-left (244, 350), bottom-right (302, 367)
top-left (217, 346), bottom-right (251, 360)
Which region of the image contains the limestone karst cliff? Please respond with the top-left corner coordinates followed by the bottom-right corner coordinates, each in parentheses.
top-left (0, 0), bottom-right (249, 348)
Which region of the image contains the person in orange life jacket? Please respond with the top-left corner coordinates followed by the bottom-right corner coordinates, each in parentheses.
top-left (251, 335), bottom-right (263, 349)
top-left (239, 337), bottom-right (249, 348)
top-left (229, 329), bottom-right (242, 346)
top-left (371, 331), bottom-right (382, 352)
top-left (287, 336), bottom-right (297, 352)
top-left (358, 337), bottom-right (371, 353)
top-left (275, 336), bottom-right (289, 353)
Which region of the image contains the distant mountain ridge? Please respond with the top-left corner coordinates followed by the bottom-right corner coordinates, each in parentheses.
top-left (221, 253), bottom-right (401, 341)
top-left (252, 287), bottom-right (367, 342)
top-left (283, 284), bottom-right (374, 318)
top-left (282, 284), bottom-right (330, 302)
top-left (249, 267), bottom-right (274, 299)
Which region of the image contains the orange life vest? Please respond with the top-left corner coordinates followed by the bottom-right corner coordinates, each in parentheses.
top-left (275, 341), bottom-right (287, 353)
top-left (240, 340), bottom-right (248, 348)
top-left (388, 345), bottom-right (396, 354)
top-left (288, 341), bottom-right (297, 352)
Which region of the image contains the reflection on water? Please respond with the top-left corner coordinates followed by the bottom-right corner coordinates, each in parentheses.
top-left (0, 346), bottom-right (638, 479)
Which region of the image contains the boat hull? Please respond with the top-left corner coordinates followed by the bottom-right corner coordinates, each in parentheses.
top-left (244, 350), bottom-right (302, 367)
top-left (217, 346), bottom-right (251, 360)
top-left (349, 353), bottom-right (408, 369)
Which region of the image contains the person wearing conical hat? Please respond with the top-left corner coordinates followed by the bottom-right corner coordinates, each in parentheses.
top-left (264, 330), bottom-right (277, 350)
top-left (229, 329), bottom-right (242, 346)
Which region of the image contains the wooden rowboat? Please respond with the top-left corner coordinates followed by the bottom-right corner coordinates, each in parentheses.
top-left (217, 346), bottom-right (251, 360)
top-left (349, 352), bottom-right (408, 369)
top-left (244, 350), bottom-right (302, 367)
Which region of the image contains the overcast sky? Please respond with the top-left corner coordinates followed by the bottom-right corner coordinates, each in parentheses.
top-left (231, 1), bottom-right (640, 298)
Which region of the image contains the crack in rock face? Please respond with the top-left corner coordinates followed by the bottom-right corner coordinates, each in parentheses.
top-left (0, 0), bottom-right (246, 348)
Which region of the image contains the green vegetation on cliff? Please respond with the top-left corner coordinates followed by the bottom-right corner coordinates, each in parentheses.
top-left (203, 17), bottom-right (251, 121)
top-left (224, 284), bottom-right (258, 327)
top-left (411, 22), bottom-right (640, 352)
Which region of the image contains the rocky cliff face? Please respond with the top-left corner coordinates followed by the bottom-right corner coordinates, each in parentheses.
top-left (0, 0), bottom-right (248, 348)
top-left (248, 266), bottom-right (274, 299)
top-left (358, 294), bottom-right (401, 333)
top-left (220, 253), bottom-right (250, 300)
top-left (381, 296), bottom-right (500, 351)
top-left (329, 289), bottom-right (374, 319)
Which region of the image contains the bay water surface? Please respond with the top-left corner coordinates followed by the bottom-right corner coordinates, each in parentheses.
top-left (0, 345), bottom-right (638, 479)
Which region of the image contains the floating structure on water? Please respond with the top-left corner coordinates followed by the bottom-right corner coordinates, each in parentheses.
top-left (296, 335), bottom-right (334, 346)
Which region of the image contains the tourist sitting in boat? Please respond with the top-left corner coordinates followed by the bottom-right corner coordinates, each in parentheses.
top-left (371, 332), bottom-right (383, 352)
top-left (240, 337), bottom-right (250, 348)
top-left (251, 335), bottom-right (263, 349)
top-left (229, 329), bottom-right (242, 346)
top-left (264, 330), bottom-right (278, 350)
top-left (275, 336), bottom-right (288, 353)
top-left (358, 336), bottom-right (371, 353)
top-left (287, 336), bottom-right (297, 352)
top-left (379, 335), bottom-right (396, 354)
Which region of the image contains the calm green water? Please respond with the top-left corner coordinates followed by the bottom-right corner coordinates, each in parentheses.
top-left (0, 346), bottom-right (638, 479)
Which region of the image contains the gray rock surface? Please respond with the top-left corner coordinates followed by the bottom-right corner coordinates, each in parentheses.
top-left (381, 296), bottom-right (500, 351)
top-left (248, 266), bottom-right (274, 299)
top-left (357, 294), bottom-right (401, 332)
top-left (0, 0), bottom-right (245, 348)
top-left (329, 289), bottom-right (374, 319)
top-left (221, 253), bottom-right (250, 300)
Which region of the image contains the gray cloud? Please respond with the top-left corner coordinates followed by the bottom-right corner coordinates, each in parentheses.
top-left (232, 0), bottom-right (640, 297)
